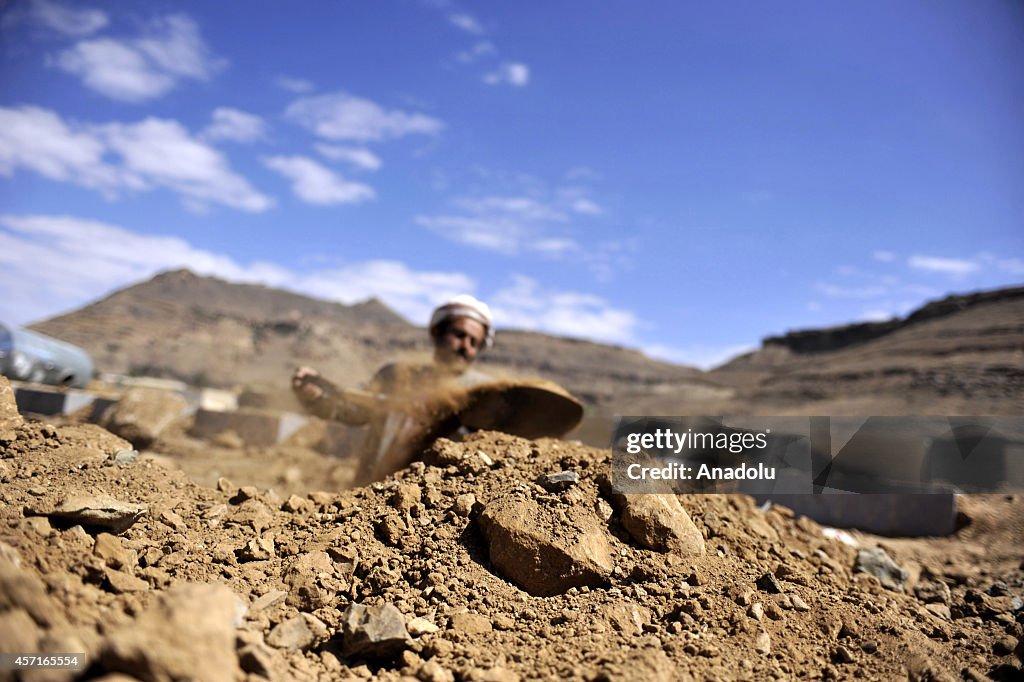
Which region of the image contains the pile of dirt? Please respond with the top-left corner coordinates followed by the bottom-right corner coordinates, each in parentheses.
top-left (2, 393), bottom-right (1022, 680)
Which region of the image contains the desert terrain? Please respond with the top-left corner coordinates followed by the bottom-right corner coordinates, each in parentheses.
top-left (1, 272), bottom-right (1022, 681)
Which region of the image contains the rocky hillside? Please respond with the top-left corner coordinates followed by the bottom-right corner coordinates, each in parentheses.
top-left (709, 287), bottom-right (1024, 415)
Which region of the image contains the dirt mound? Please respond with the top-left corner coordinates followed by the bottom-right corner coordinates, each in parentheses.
top-left (2, 409), bottom-right (1023, 681)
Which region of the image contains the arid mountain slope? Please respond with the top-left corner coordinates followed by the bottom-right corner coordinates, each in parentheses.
top-left (708, 286), bottom-right (1024, 415)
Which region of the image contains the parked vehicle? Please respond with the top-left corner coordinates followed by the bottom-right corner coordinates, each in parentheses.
top-left (0, 323), bottom-right (94, 388)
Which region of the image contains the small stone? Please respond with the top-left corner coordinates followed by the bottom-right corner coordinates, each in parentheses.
top-left (267, 614), bottom-right (328, 650)
top-left (340, 602), bottom-right (411, 659)
top-left (159, 510), bottom-right (186, 532)
top-left (833, 645), bottom-right (855, 664)
top-left (250, 589), bottom-right (287, 612)
top-left (407, 617), bottom-right (439, 637)
top-left (453, 493), bottom-right (476, 517)
top-left (854, 547), bottom-right (908, 591)
top-left (23, 516), bottom-right (51, 536)
top-left (105, 569), bottom-right (149, 594)
top-left (539, 471), bottom-right (579, 491)
top-left (993, 636), bottom-right (1018, 656)
top-left (914, 580), bottom-right (951, 605)
top-left (493, 614), bottom-right (515, 630)
top-left (213, 429), bottom-right (244, 449)
top-left (615, 493), bottom-right (705, 556)
top-left (418, 659), bottom-right (455, 682)
top-left (282, 494), bottom-right (310, 513)
top-left (756, 572), bottom-right (783, 594)
top-left (231, 486), bottom-right (259, 504)
top-left (110, 449), bottom-right (139, 465)
top-left (754, 630), bottom-right (771, 655)
top-left (925, 604), bottom-right (951, 621)
top-left (392, 484), bottom-right (421, 512)
top-left (236, 537), bottom-right (274, 562)
top-left (987, 582), bottom-right (1010, 597)
top-left (216, 477), bottom-right (234, 493)
top-left (238, 642), bottom-right (278, 678)
top-left (749, 603), bottom-right (764, 621)
top-left (94, 533), bottom-right (135, 570)
top-left (449, 611), bottom-right (492, 634)
top-left (790, 594), bottom-right (810, 612)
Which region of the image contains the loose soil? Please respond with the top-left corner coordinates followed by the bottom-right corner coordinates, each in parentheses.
top-left (2, 408), bottom-right (1022, 681)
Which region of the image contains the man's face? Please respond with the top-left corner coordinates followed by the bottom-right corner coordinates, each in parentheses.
top-left (433, 316), bottom-right (487, 369)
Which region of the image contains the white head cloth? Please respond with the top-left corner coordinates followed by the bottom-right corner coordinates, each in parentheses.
top-left (429, 294), bottom-right (494, 349)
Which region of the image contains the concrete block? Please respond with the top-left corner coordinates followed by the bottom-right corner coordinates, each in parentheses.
top-left (756, 492), bottom-right (957, 537)
top-left (191, 408), bottom-right (282, 447)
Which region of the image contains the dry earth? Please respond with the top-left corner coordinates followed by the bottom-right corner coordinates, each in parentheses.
top-left (2, 379), bottom-right (1022, 682)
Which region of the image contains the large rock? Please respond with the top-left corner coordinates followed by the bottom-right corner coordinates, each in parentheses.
top-left (615, 493), bottom-right (705, 556)
top-left (40, 495), bottom-right (147, 535)
top-left (0, 376), bottom-right (22, 432)
top-left (479, 493), bottom-right (615, 597)
top-left (340, 602), bottom-right (411, 660)
top-left (100, 583), bottom-right (243, 682)
top-left (100, 388), bottom-right (187, 449)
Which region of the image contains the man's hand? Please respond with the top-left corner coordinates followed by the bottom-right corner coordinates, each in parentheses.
top-left (292, 366), bottom-right (325, 403)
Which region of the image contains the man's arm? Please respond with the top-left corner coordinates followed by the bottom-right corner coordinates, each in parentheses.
top-left (291, 367), bottom-right (376, 425)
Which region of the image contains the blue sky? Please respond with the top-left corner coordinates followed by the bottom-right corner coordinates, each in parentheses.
top-left (1, 0), bottom-right (1021, 368)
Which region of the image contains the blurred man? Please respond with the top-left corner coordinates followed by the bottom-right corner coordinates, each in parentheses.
top-left (292, 295), bottom-right (494, 484)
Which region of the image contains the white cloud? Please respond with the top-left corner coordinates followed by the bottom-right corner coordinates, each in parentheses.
top-left (449, 13), bottom-right (484, 34)
top-left (483, 62), bottom-right (530, 87)
top-left (457, 196), bottom-right (566, 223)
top-left (908, 255), bottom-right (980, 277)
top-left (102, 117), bottom-right (272, 212)
top-left (264, 155), bottom-right (375, 205)
top-left (274, 75), bottom-right (315, 93)
top-left (56, 13), bottom-right (222, 102)
top-left (24, 0), bottom-right (108, 36)
top-left (873, 250), bottom-right (895, 262)
top-left (416, 195), bottom-right (576, 255)
top-left (0, 105), bottom-right (273, 212)
top-left (314, 144), bottom-right (382, 172)
top-left (815, 283), bottom-right (888, 299)
top-left (0, 105), bottom-right (127, 192)
top-left (456, 41), bottom-right (496, 64)
top-left (490, 276), bottom-right (638, 345)
top-left (413, 183), bottom-right (618, 257)
top-left (202, 107), bottom-right (266, 143)
top-left (285, 92), bottom-right (443, 142)
top-left (571, 198), bottom-right (604, 216)
top-left (300, 261), bottom-right (475, 325)
top-left (0, 214), bottom-right (472, 329)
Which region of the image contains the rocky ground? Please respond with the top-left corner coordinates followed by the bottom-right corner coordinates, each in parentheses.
top-left (2, 378), bottom-right (1023, 681)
